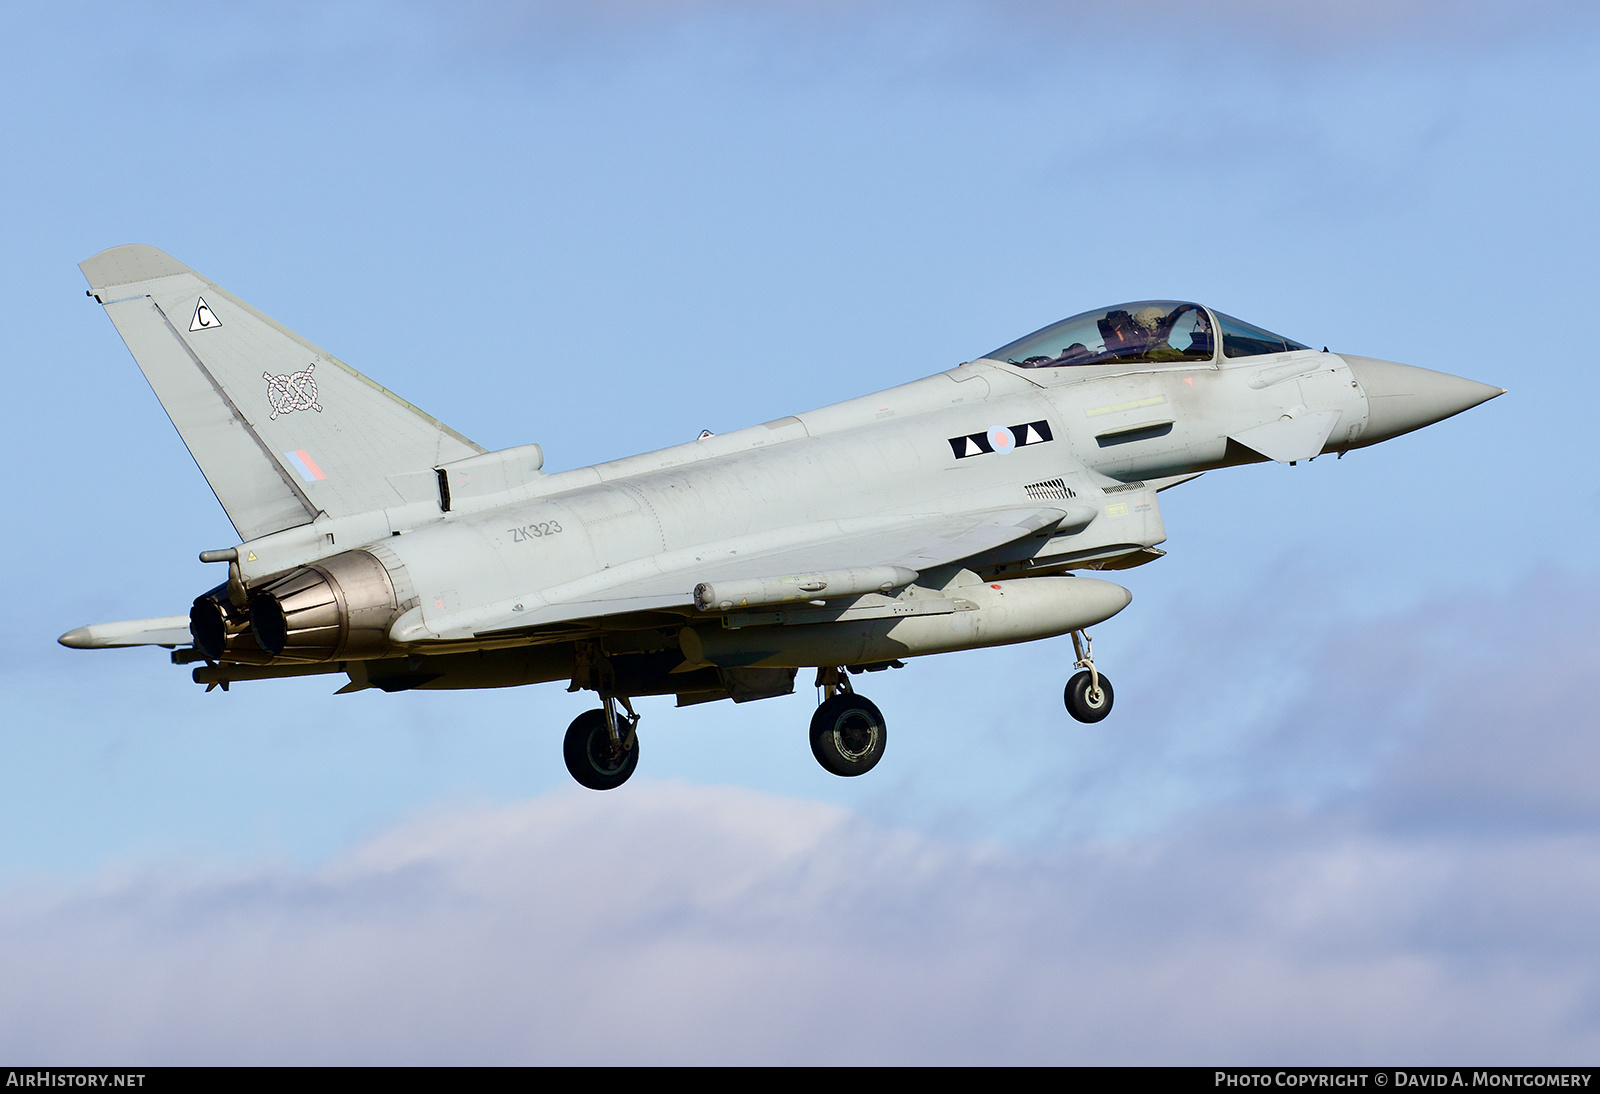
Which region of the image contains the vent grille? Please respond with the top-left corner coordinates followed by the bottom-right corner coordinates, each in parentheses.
top-left (1024, 477), bottom-right (1076, 500)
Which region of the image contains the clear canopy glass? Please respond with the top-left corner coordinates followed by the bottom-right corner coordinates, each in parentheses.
top-left (985, 301), bottom-right (1214, 368)
top-left (984, 301), bottom-right (1308, 367)
top-left (1213, 310), bottom-right (1310, 358)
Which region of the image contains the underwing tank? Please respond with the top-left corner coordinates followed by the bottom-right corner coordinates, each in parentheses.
top-left (679, 576), bottom-right (1131, 669)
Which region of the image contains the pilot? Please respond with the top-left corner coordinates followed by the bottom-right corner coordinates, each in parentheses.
top-left (1131, 305), bottom-right (1190, 362)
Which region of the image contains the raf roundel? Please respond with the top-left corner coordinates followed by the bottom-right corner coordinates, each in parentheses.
top-left (947, 419), bottom-right (1054, 460)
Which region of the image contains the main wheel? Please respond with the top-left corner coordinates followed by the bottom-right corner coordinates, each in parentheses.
top-left (1064, 670), bottom-right (1114, 723)
top-left (563, 709), bottom-right (639, 790)
top-left (809, 694), bottom-right (887, 777)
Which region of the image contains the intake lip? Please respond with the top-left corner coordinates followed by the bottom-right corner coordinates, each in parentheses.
top-left (1343, 355), bottom-right (1503, 446)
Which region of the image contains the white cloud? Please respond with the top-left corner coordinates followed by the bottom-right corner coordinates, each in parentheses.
top-left (442, 0), bottom-right (1599, 62)
top-left (62, 0), bottom-right (1583, 96)
top-left (5, 574), bottom-right (1599, 1063)
top-left (3, 780), bottom-right (1599, 1063)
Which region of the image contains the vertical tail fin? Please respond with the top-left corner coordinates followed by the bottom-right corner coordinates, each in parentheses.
top-left (80, 245), bottom-right (484, 541)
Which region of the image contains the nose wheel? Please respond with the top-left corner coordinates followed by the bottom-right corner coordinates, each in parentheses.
top-left (1063, 630), bottom-right (1114, 723)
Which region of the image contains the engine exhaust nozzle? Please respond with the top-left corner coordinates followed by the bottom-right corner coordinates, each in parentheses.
top-left (247, 550), bottom-right (400, 663)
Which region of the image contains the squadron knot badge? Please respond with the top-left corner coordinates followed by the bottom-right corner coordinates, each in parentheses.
top-left (264, 363), bottom-right (322, 420)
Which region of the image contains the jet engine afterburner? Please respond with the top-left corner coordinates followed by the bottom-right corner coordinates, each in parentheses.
top-left (247, 550), bottom-right (400, 662)
top-left (190, 584), bottom-right (275, 665)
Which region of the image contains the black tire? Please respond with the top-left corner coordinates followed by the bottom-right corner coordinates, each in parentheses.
top-left (809, 694), bottom-right (887, 777)
top-left (1064, 670), bottom-right (1114, 723)
top-left (563, 709), bottom-right (639, 790)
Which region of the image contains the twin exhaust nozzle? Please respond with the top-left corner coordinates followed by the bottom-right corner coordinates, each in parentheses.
top-left (190, 550), bottom-right (401, 664)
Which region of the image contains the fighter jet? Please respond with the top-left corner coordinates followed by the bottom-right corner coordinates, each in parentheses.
top-left (60, 246), bottom-right (1502, 790)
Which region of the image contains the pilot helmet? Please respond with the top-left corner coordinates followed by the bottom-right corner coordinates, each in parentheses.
top-left (1132, 305), bottom-right (1166, 332)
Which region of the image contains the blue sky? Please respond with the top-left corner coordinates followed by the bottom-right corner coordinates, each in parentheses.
top-left (1, 0), bottom-right (1598, 1063)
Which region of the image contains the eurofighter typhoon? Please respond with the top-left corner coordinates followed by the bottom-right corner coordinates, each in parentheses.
top-left (61, 246), bottom-right (1502, 789)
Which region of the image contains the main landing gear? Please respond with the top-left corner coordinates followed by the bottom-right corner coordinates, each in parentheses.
top-left (1063, 629), bottom-right (1114, 723)
top-left (556, 633), bottom-right (1111, 788)
top-left (563, 694), bottom-right (641, 790)
top-left (810, 666), bottom-right (887, 777)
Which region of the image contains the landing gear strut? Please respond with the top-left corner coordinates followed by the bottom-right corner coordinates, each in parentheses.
top-left (1063, 629), bottom-right (1114, 723)
top-left (810, 667), bottom-right (887, 776)
top-left (563, 694), bottom-right (641, 790)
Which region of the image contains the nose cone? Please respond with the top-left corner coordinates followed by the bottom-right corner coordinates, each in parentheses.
top-left (1343, 356), bottom-right (1503, 446)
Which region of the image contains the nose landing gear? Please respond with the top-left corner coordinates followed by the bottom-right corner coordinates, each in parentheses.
top-left (810, 666), bottom-right (887, 776)
top-left (1063, 629), bottom-right (1114, 723)
top-left (563, 694), bottom-right (641, 790)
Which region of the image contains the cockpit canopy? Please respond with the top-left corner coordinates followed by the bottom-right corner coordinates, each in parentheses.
top-left (983, 301), bottom-right (1308, 369)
